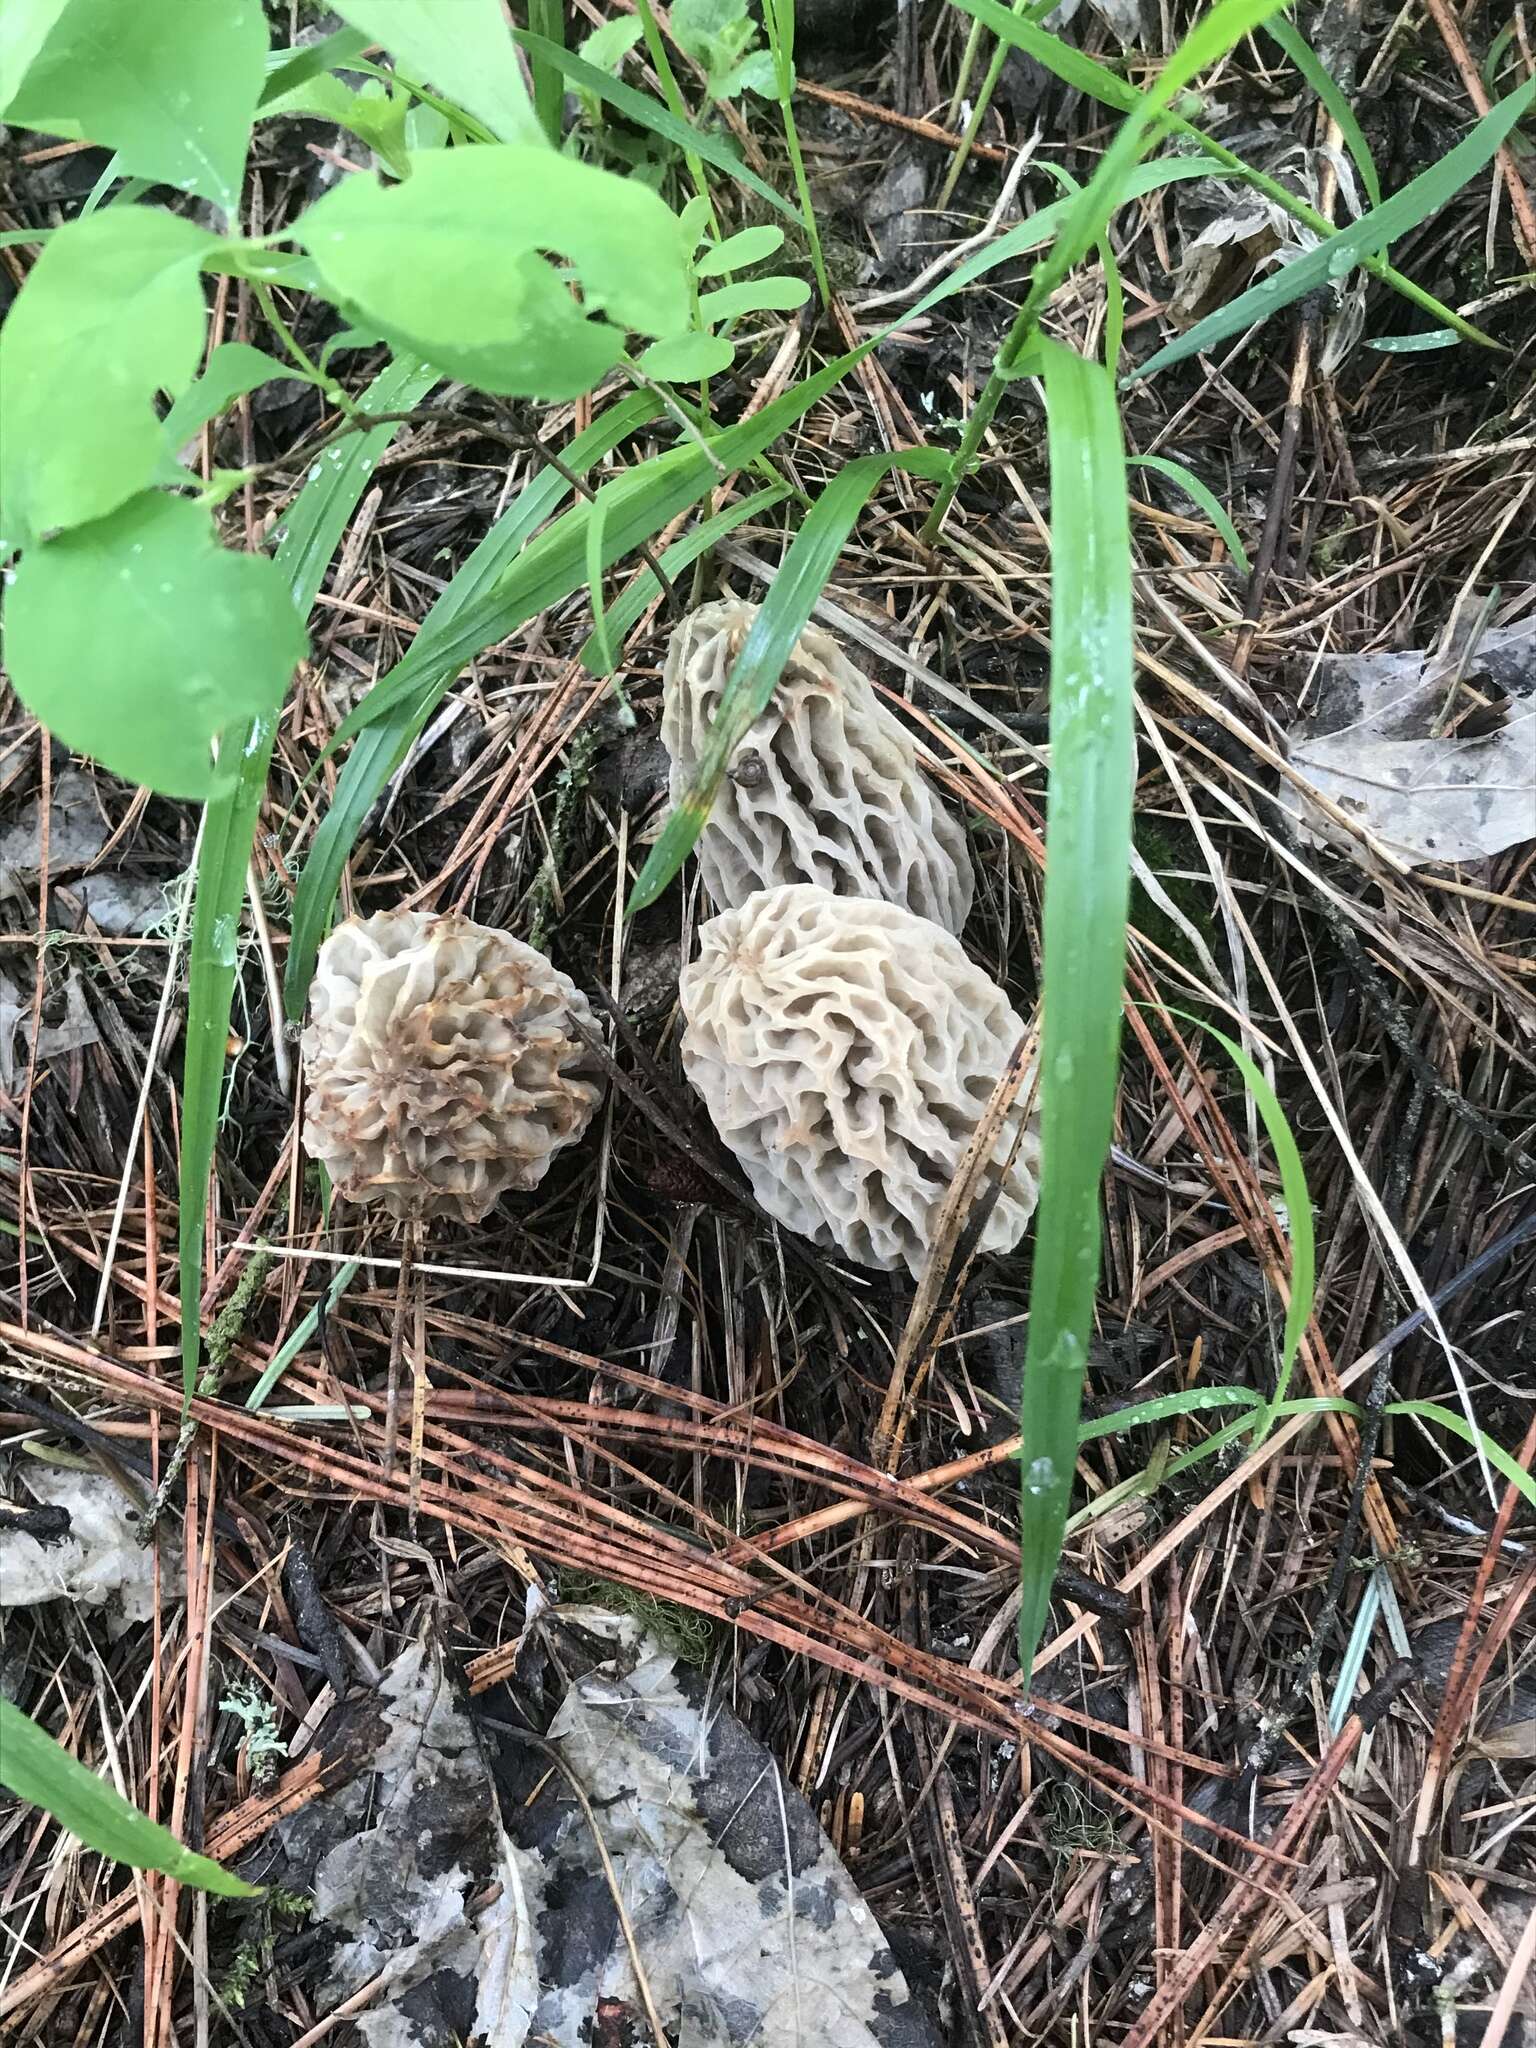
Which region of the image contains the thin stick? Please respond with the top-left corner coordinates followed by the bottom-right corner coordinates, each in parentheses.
top-left (90, 820), bottom-right (207, 1336)
top-left (502, 1723), bottom-right (675, 2047)
top-left (381, 1224), bottom-right (415, 1479)
top-left (407, 1223), bottom-right (427, 1532)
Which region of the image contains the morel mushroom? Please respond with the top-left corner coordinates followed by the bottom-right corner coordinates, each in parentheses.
top-left (662, 599), bottom-right (975, 933)
top-left (680, 884), bottom-right (1039, 1277)
top-left (302, 909), bottom-right (604, 1224)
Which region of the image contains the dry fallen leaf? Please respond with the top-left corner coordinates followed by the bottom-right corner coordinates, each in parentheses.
top-left (1280, 621), bottom-right (1536, 868)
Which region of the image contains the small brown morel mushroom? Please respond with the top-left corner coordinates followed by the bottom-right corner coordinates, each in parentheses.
top-left (301, 909), bottom-right (604, 1225)
top-left (680, 884), bottom-right (1039, 1277)
top-left (662, 598), bottom-right (975, 933)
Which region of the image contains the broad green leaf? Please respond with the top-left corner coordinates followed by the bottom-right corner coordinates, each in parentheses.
top-left (1128, 78), bottom-right (1536, 384)
top-left (627, 445), bottom-right (951, 912)
top-left (330, 0), bottom-right (543, 147)
top-left (637, 331), bottom-right (737, 381)
top-left (712, 50), bottom-right (779, 100)
top-left (679, 195), bottom-right (715, 247)
top-left (5, 492), bottom-right (305, 799)
top-left (696, 225), bottom-right (786, 276)
top-left (1014, 338), bottom-right (1135, 1676)
top-left (3, 0), bottom-right (267, 210)
top-left (159, 342), bottom-right (312, 462)
top-left (579, 15), bottom-right (644, 78)
top-left (513, 30), bottom-right (800, 223)
top-left (179, 355), bottom-right (435, 1400)
top-left (697, 275), bottom-right (812, 322)
top-left (1128, 453), bottom-right (1250, 571)
top-left (0, 1696), bottom-right (260, 1898)
top-left (0, 206), bottom-right (212, 550)
top-left (674, 0), bottom-right (769, 100)
top-left (262, 71), bottom-right (411, 177)
top-left (298, 146), bottom-right (689, 401)
top-left (0, 0), bottom-right (71, 109)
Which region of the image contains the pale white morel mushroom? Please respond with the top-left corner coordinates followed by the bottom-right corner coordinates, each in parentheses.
top-left (662, 599), bottom-right (975, 933)
top-left (680, 884), bottom-right (1039, 1277)
top-left (301, 909), bottom-right (604, 1225)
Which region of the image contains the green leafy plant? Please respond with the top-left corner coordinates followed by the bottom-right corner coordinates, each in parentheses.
top-left (571, 14), bottom-right (647, 146)
top-left (637, 213), bottom-right (811, 382)
top-left (3, 0), bottom-right (1528, 1745)
top-left (673, 0), bottom-right (778, 102)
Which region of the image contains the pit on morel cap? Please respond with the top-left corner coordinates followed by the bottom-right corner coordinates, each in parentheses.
top-left (662, 598), bottom-right (975, 934)
top-left (680, 883), bottom-right (1039, 1278)
top-left (301, 909), bottom-right (605, 1226)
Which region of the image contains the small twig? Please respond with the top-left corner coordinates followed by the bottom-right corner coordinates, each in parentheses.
top-left (1231, 295), bottom-right (1322, 680)
top-left (498, 1722), bottom-right (675, 2047)
top-left (381, 1225), bottom-right (415, 1480)
top-left (854, 135), bottom-right (1038, 314)
top-left (406, 1223), bottom-right (427, 1533)
top-left (1421, 0), bottom-right (1536, 267)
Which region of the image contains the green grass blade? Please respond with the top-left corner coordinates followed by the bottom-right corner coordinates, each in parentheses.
top-left (949, 0), bottom-right (1500, 352)
top-left (280, 357), bottom-right (440, 616)
top-left (259, 27), bottom-right (371, 105)
top-left (578, 482), bottom-right (792, 673)
top-left (1128, 453), bottom-right (1250, 571)
top-left (585, 479), bottom-right (616, 679)
top-left (526, 0), bottom-right (566, 144)
top-left (180, 752), bottom-right (267, 1401)
top-left (1015, 337), bottom-right (1135, 1677)
top-left (1076, 1387), bottom-right (1262, 1439)
top-left (1128, 77), bottom-right (1536, 384)
top-left (512, 29), bottom-right (800, 223)
top-left (246, 1257), bottom-right (360, 1410)
top-left (1365, 329), bottom-right (1460, 353)
top-left (1188, 1021), bottom-right (1316, 1440)
top-left (1023, 0), bottom-right (1287, 322)
top-left (1384, 1402), bottom-right (1536, 1508)
top-left (0, 1696), bottom-right (260, 1897)
top-left (286, 441), bottom-right (714, 1015)
top-left (1264, 14), bottom-right (1381, 209)
top-left (283, 167), bottom-right (1217, 1014)
top-left (626, 444), bottom-right (950, 913)
top-left (179, 358), bottom-right (430, 1396)
top-left (327, 391), bottom-right (661, 752)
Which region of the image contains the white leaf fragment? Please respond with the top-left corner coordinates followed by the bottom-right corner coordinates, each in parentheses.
top-left (1280, 622), bottom-right (1536, 868)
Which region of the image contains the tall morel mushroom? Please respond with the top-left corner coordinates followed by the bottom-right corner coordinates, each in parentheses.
top-left (302, 909), bottom-right (604, 1225)
top-left (680, 884), bottom-right (1039, 1277)
top-left (662, 599), bottom-right (975, 933)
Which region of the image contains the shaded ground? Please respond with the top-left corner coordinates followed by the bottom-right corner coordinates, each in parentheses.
top-left (2, 3), bottom-right (1534, 2043)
